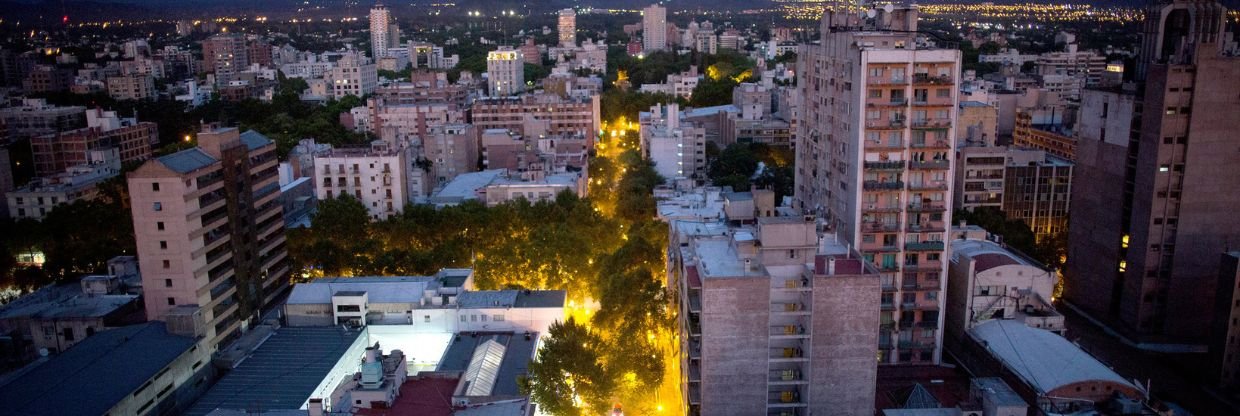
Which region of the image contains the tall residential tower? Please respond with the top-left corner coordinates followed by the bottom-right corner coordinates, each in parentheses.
top-left (1066, 0), bottom-right (1240, 349)
top-left (794, 6), bottom-right (961, 365)
top-left (642, 4), bottom-right (667, 52)
top-left (127, 127), bottom-right (290, 350)
top-left (369, 3), bottom-right (391, 59)
top-left (558, 8), bottom-right (577, 47)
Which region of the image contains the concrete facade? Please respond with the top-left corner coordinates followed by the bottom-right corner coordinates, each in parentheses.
top-left (1065, 0), bottom-right (1240, 349)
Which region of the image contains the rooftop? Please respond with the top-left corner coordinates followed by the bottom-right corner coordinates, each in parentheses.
top-left (437, 333), bottom-right (538, 397)
top-left (0, 322), bottom-right (196, 416)
top-left (156, 147), bottom-right (218, 174)
top-left (239, 130), bottom-right (273, 151)
top-left (185, 326), bottom-right (367, 416)
top-left (969, 320), bottom-right (1137, 396)
top-left (287, 277), bottom-right (434, 305)
top-left (950, 238), bottom-right (1047, 273)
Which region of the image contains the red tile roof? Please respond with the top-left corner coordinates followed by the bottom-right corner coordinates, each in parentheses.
top-left (972, 253), bottom-right (1019, 273)
top-left (354, 375), bottom-right (459, 416)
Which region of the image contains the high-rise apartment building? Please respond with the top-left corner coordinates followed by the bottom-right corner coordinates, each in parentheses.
top-left (486, 47), bottom-right (524, 97)
top-left (1065, 0), bottom-right (1240, 348)
top-left (794, 6), bottom-right (960, 365)
top-left (202, 33), bottom-right (249, 76)
top-left (558, 9), bottom-right (576, 47)
top-left (642, 4), bottom-right (667, 52)
top-left (127, 127), bottom-right (289, 350)
top-left (670, 216), bottom-right (879, 416)
top-left (370, 3), bottom-right (391, 59)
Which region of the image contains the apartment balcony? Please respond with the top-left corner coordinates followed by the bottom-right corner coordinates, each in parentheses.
top-left (904, 261), bottom-right (944, 272)
top-left (865, 141), bottom-right (906, 151)
top-left (908, 181), bottom-right (949, 191)
top-left (863, 221), bottom-right (902, 232)
top-left (909, 160), bottom-right (950, 170)
top-left (910, 139), bottom-right (952, 150)
top-left (771, 325), bottom-right (808, 338)
top-left (905, 241), bottom-right (945, 251)
top-left (913, 73), bottom-right (955, 85)
top-left (862, 240), bottom-right (901, 252)
top-left (881, 301), bottom-right (896, 311)
top-left (863, 180), bottom-right (905, 191)
top-left (879, 337), bottom-right (894, 348)
top-left (917, 320), bottom-right (941, 329)
top-left (910, 119), bottom-right (952, 129)
top-left (911, 99), bottom-right (954, 107)
top-left (773, 275), bottom-right (812, 290)
top-left (875, 98), bottom-right (908, 107)
top-left (907, 223), bottom-right (947, 234)
top-left (879, 263), bottom-right (901, 272)
top-left (899, 319), bottom-right (915, 329)
top-left (862, 203), bottom-right (903, 214)
top-left (865, 119), bottom-right (906, 130)
top-left (769, 368), bottom-right (807, 384)
top-left (882, 282), bottom-right (897, 292)
top-left (772, 302), bottom-right (810, 314)
top-left (769, 388), bottom-right (807, 406)
top-left (689, 383), bottom-right (701, 405)
top-left (688, 361), bottom-right (701, 382)
top-left (868, 77), bottom-right (908, 86)
top-left (687, 294), bottom-right (702, 313)
top-left (864, 160), bottom-right (906, 171)
top-left (770, 346), bottom-right (806, 361)
top-left (899, 339), bottom-right (938, 350)
top-left (907, 202), bottom-right (947, 212)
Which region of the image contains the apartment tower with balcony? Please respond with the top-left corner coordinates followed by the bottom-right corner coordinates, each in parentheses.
top-left (1066, 0), bottom-right (1240, 349)
top-left (794, 5), bottom-right (960, 365)
top-left (670, 215), bottom-right (879, 416)
top-left (127, 127), bottom-right (290, 350)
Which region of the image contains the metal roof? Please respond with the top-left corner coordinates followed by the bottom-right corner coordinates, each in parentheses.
top-left (239, 130), bottom-right (274, 151)
top-left (157, 148), bottom-right (218, 174)
top-left (969, 320), bottom-right (1137, 395)
top-left (513, 290), bottom-right (566, 308)
top-left (184, 326), bottom-right (366, 416)
top-left (0, 322), bottom-right (196, 416)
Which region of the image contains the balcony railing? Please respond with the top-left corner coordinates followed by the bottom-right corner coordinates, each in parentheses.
top-left (868, 77), bottom-right (908, 85)
top-left (905, 241), bottom-right (946, 251)
top-left (771, 325), bottom-right (806, 337)
top-left (899, 339), bottom-right (938, 349)
top-left (863, 180), bottom-right (905, 191)
top-left (907, 203), bottom-right (947, 212)
top-left (913, 73), bottom-right (955, 85)
top-left (910, 160), bottom-right (950, 170)
top-left (770, 369), bottom-right (804, 382)
top-left (865, 119), bottom-right (906, 130)
top-left (910, 139), bottom-right (952, 149)
top-left (908, 182), bottom-right (949, 191)
top-left (863, 204), bottom-right (903, 214)
top-left (910, 119), bottom-right (952, 129)
top-left (772, 302), bottom-right (808, 313)
top-left (864, 160), bottom-right (906, 170)
top-left (881, 302), bottom-right (896, 311)
top-left (863, 221), bottom-right (902, 232)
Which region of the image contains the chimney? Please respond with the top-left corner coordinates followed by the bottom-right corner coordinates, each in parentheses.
top-left (307, 398), bottom-right (324, 416)
top-left (364, 346), bottom-right (378, 363)
top-left (827, 258), bottom-right (836, 276)
top-left (744, 258), bottom-right (753, 272)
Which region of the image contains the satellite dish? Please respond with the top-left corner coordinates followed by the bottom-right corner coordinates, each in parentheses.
top-left (883, 4), bottom-right (895, 13)
top-left (38, 348), bottom-right (49, 357)
top-left (866, 9), bottom-right (877, 18)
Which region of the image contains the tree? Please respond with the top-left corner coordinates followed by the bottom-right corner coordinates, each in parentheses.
top-left (520, 318), bottom-right (616, 416)
top-left (298, 194), bottom-right (374, 275)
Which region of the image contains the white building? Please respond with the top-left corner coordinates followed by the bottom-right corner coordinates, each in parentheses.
top-left (641, 103), bottom-right (707, 181)
top-left (946, 225), bottom-right (1063, 341)
top-left (328, 52), bottom-right (378, 99)
top-left (312, 140), bottom-right (408, 220)
top-left (7, 148), bottom-right (121, 220)
top-left (558, 9), bottom-right (576, 47)
top-left (642, 4), bottom-right (667, 52)
top-left (486, 47), bottom-right (524, 97)
top-left (370, 3), bottom-right (391, 59)
top-left (638, 67), bottom-right (700, 99)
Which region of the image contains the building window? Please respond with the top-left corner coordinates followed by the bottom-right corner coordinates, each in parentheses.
top-left (336, 305), bottom-right (361, 312)
top-left (494, 314), bottom-right (504, 322)
top-left (167, 297), bottom-right (176, 305)
top-left (424, 315), bottom-right (431, 323)
top-left (153, 202), bottom-right (162, 211)
top-left (152, 183), bottom-right (160, 192)
top-left (165, 279), bottom-right (173, 287)
top-left (157, 222), bottom-right (165, 231)
top-left (162, 260), bottom-right (170, 269)
top-left (481, 315), bottom-right (488, 322)
top-left (470, 314), bottom-right (477, 322)
top-left (160, 241), bottom-right (168, 249)
top-left (460, 315), bottom-right (467, 322)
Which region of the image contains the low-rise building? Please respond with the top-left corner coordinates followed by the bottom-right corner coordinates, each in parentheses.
top-left (328, 52), bottom-right (378, 99)
top-left (31, 107), bottom-right (158, 176)
top-left (470, 93), bottom-right (600, 148)
top-left (7, 148), bottom-right (121, 220)
top-left (638, 67), bottom-right (700, 99)
top-left (946, 226), bottom-right (1062, 345)
top-left (428, 169), bottom-right (585, 207)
